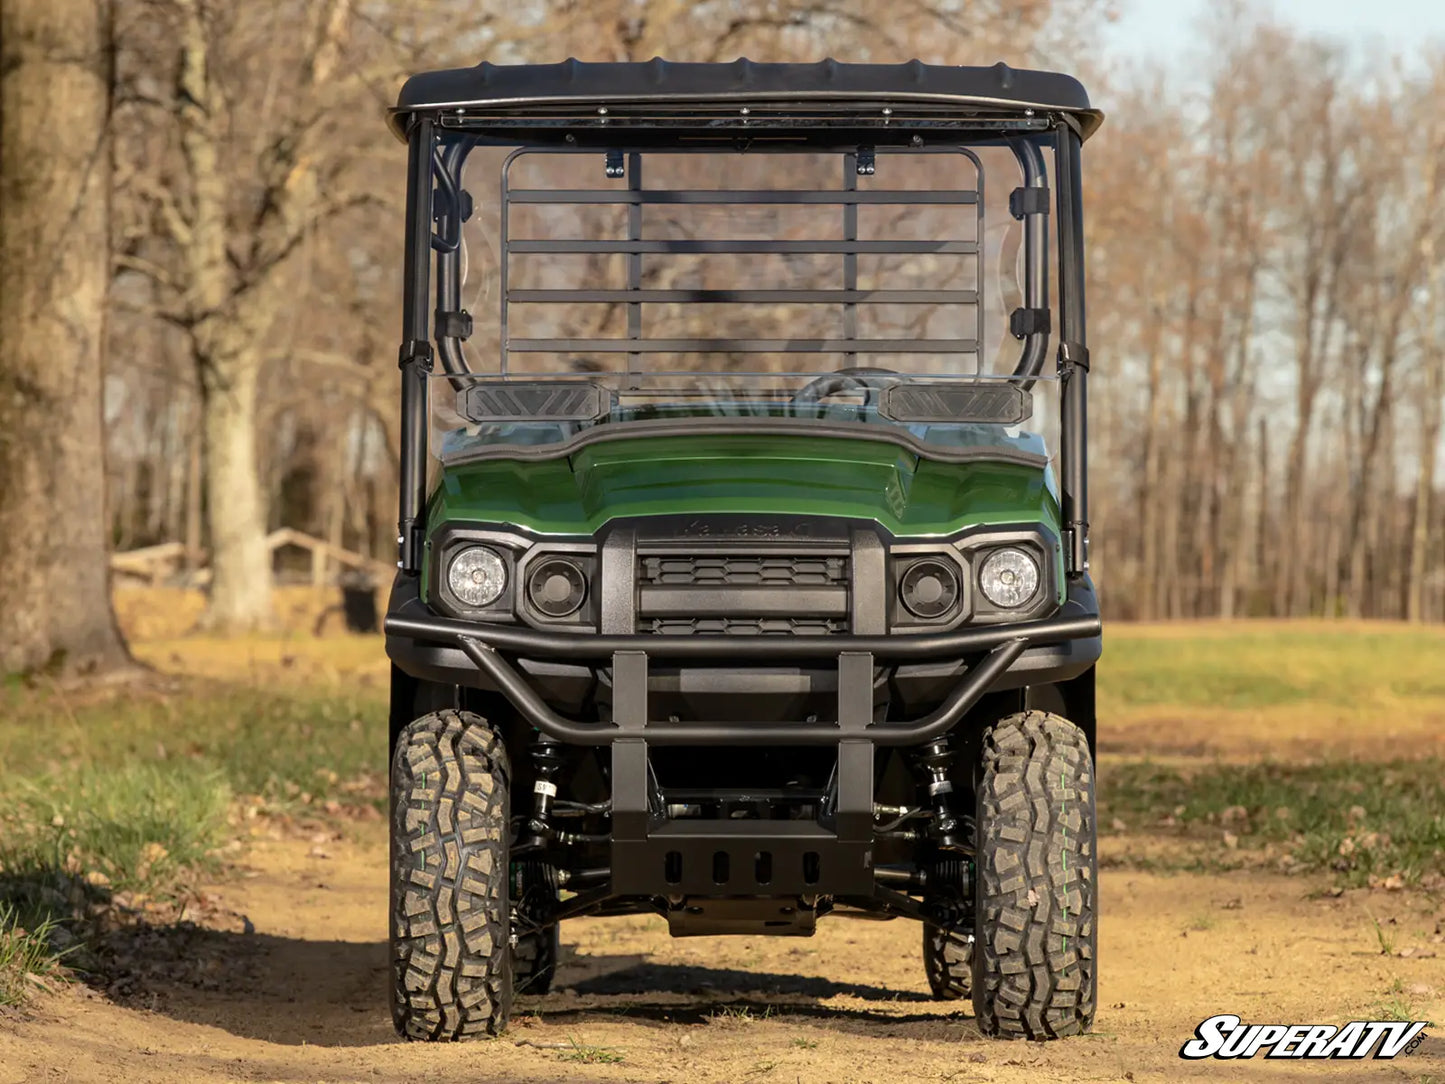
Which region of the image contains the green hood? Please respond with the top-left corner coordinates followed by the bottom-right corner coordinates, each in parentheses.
top-left (430, 433), bottom-right (1058, 538)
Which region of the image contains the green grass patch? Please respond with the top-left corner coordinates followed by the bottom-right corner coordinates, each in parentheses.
top-left (0, 763), bottom-right (232, 896)
top-left (558, 1037), bottom-right (625, 1063)
top-left (0, 680), bottom-right (387, 1004)
top-left (1100, 757), bottom-right (1445, 886)
top-left (0, 682), bottom-right (386, 812)
top-left (1099, 626), bottom-right (1445, 712)
top-left (0, 904), bottom-right (68, 1007)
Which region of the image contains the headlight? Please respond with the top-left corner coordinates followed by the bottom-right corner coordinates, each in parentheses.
top-left (526, 557), bottom-right (587, 617)
top-left (446, 545), bottom-right (507, 608)
top-left (978, 547), bottom-right (1040, 609)
top-left (899, 558), bottom-right (960, 619)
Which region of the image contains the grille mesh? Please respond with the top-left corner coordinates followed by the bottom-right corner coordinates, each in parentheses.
top-left (643, 616), bottom-right (848, 636)
top-left (638, 554), bottom-right (848, 588)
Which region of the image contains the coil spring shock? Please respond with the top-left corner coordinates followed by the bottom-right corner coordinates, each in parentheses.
top-left (518, 733), bottom-right (565, 852)
top-left (913, 739), bottom-right (966, 851)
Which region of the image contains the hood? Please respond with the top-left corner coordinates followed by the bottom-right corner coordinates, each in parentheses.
top-left (430, 432), bottom-right (1058, 538)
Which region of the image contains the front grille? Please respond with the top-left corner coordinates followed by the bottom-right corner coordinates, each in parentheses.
top-left (638, 554), bottom-right (849, 588)
top-left (643, 616), bottom-right (849, 636)
top-left (635, 547), bottom-right (852, 636)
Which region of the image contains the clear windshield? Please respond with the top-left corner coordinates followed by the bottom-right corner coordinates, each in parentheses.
top-left (429, 134), bottom-right (1058, 462)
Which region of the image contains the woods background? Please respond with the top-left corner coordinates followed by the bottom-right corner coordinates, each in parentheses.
top-left (4, 0), bottom-right (1445, 673)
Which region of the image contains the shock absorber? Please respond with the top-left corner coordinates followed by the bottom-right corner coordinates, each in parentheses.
top-left (914, 739), bottom-right (965, 851)
top-left (518, 733), bottom-right (565, 852)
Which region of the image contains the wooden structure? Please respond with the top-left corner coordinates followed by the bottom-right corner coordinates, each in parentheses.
top-left (109, 529), bottom-right (393, 587)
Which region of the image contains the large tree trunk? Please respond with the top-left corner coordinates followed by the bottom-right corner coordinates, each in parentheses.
top-left (0, 0), bottom-right (130, 675)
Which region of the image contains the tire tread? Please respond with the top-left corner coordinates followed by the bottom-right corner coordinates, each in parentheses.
top-left (972, 710), bottom-right (1096, 1040)
top-left (390, 709), bottom-right (511, 1040)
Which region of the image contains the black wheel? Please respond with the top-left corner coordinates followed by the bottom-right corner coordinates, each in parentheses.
top-left (923, 922), bottom-right (973, 999)
top-left (390, 709), bottom-right (512, 1040)
top-left (972, 711), bottom-right (1096, 1039)
top-left (512, 921), bottom-right (559, 996)
top-left (510, 857), bottom-right (559, 996)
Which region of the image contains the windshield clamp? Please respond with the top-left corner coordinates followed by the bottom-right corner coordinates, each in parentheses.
top-left (1009, 186), bottom-right (1050, 218)
top-left (1010, 307), bottom-right (1051, 340)
top-left (398, 339), bottom-right (435, 372)
top-left (436, 309), bottom-right (473, 340)
top-left (1057, 340), bottom-right (1090, 374)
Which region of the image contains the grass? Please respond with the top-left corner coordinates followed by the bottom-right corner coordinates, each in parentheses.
top-left (1099, 758), bottom-right (1445, 886)
top-left (1099, 622), bottom-right (1445, 712)
top-left (0, 905), bottom-right (68, 1007)
top-left (1372, 983), bottom-right (1434, 1026)
top-left (1368, 912), bottom-right (1397, 956)
top-left (557, 1037), bottom-right (625, 1063)
top-left (0, 674), bottom-right (387, 1006)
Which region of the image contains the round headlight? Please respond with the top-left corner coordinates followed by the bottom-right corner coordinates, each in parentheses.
top-left (978, 548), bottom-right (1040, 609)
top-left (526, 557), bottom-right (587, 617)
top-left (899, 558), bottom-right (960, 619)
top-left (447, 545), bottom-right (507, 608)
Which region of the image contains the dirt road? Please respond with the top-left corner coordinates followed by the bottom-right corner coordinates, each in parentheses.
top-left (2, 821), bottom-right (1441, 1084)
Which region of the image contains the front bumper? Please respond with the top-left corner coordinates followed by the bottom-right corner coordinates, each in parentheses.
top-left (384, 574), bottom-right (1100, 746)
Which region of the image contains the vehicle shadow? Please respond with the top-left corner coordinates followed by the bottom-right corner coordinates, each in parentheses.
top-left (71, 922), bottom-right (956, 1048)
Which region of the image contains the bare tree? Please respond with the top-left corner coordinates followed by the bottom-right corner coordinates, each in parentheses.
top-left (0, 0), bottom-right (131, 675)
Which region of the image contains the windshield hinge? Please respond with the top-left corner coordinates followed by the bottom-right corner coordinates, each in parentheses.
top-left (1010, 307), bottom-right (1051, 339)
top-left (1063, 525), bottom-right (1090, 573)
top-left (1009, 185), bottom-right (1050, 218)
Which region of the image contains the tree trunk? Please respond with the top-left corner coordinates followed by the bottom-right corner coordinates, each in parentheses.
top-left (198, 350), bottom-right (273, 627)
top-left (1406, 372), bottom-right (1441, 622)
top-left (0, 0), bottom-right (130, 675)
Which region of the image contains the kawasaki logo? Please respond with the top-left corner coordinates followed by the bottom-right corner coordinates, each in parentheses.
top-left (1180, 1014), bottom-right (1430, 1060)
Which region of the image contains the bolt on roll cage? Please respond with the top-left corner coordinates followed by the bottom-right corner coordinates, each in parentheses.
top-left (394, 107), bottom-right (1091, 579)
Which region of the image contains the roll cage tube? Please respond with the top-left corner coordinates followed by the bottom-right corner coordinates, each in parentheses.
top-left (1054, 122), bottom-right (1089, 574)
top-left (393, 116), bottom-right (1091, 574)
top-left (398, 118), bottom-right (435, 573)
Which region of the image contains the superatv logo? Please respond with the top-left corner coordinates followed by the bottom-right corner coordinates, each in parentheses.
top-left (1180, 1014), bottom-right (1429, 1060)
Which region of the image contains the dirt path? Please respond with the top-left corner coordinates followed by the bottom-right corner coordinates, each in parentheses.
top-left (2, 823), bottom-right (1441, 1084)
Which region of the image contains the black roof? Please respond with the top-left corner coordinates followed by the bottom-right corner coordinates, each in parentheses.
top-left (392, 59), bottom-right (1102, 140)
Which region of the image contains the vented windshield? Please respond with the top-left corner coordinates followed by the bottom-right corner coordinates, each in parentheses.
top-left (428, 134), bottom-right (1058, 462)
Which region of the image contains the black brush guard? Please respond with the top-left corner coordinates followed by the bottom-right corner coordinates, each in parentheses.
top-left (386, 587), bottom-right (1098, 900)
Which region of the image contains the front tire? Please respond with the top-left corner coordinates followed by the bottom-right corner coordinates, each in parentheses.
top-left (972, 711), bottom-right (1096, 1039)
top-left (390, 709), bottom-right (512, 1040)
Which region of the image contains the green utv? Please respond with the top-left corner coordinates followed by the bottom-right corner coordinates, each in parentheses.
top-left (383, 59), bottom-right (1103, 1042)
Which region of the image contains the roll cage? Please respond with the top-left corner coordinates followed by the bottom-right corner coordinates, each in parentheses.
top-left (391, 60), bottom-right (1094, 579)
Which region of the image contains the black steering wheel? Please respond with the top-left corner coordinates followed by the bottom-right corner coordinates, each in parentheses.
top-left (791, 367), bottom-right (902, 407)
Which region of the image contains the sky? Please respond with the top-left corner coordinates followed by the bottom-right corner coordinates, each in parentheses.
top-left (1103, 0), bottom-right (1445, 59)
